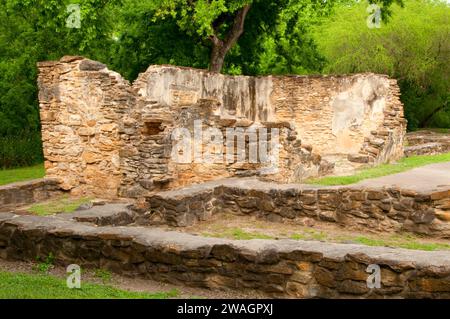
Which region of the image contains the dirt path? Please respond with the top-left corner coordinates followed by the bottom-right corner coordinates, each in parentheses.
top-left (353, 161), bottom-right (450, 192)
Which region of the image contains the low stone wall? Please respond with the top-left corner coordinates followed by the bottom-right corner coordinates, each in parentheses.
top-left (144, 179), bottom-right (450, 238)
top-left (405, 131), bottom-right (450, 157)
top-left (0, 179), bottom-right (64, 211)
top-left (0, 212), bottom-right (449, 298)
top-left (405, 143), bottom-right (450, 157)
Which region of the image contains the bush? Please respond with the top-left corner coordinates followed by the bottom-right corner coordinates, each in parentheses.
top-left (0, 134), bottom-right (44, 169)
top-left (313, 0), bottom-right (450, 130)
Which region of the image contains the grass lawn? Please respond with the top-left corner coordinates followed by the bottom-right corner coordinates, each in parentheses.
top-left (0, 271), bottom-right (179, 299)
top-left (350, 236), bottom-right (450, 251)
top-left (201, 225), bottom-right (450, 251)
top-left (0, 163), bottom-right (45, 186)
top-left (307, 152), bottom-right (450, 186)
top-left (28, 195), bottom-right (92, 216)
top-left (203, 227), bottom-right (273, 240)
top-left (428, 128), bottom-right (450, 134)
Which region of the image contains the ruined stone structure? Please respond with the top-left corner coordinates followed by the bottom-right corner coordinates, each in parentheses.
top-left (1, 210), bottom-right (450, 298)
top-left (38, 56), bottom-right (406, 198)
top-left (143, 178), bottom-right (450, 238)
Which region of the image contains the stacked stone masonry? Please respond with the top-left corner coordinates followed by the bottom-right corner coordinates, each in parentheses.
top-left (0, 212), bottom-right (449, 298)
top-left (405, 131), bottom-right (450, 157)
top-left (0, 179), bottom-right (64, 211)
top-left (38, 56), bottom-right (406, 198)
top-left (143, 179), bottom-right (450, 238)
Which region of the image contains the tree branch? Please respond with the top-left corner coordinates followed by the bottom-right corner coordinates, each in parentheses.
top-left (209, 34), bottom-right (222, 46)
top-left (223, 4), bottom-right (251, 52)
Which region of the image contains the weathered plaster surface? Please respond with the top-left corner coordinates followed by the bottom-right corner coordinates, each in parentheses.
top-left (37, 57), bottom-right (406, 198)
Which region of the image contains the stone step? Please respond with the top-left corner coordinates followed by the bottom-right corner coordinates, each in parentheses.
top-left (58, 202), bottom-right (135, 226)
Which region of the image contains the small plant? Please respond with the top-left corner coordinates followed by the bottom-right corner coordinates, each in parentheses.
top-left (33, 253), bottom-right (55, 273)
top-left (94, 268), bottom-right (112, 283)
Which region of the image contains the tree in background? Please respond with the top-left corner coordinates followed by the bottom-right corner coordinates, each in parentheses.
top-left (313, 0), bottom-right (449, 129)
top-left (1, 0), bottom-right (446, 168)
top-left (0, 0), bottom-right (116, 167)
top-left (150, 0), bottom-right (401, 73)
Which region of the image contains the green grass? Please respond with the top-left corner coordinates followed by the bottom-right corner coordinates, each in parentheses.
top-left (351, 236), bottom-right (450, 251)
top-left (291, 229), bottom-right (450, 251)
top-left (307, 152), bottom-right (450, 186)
top-left (0, 163), bottom-right (45, 186)
top-left (94, 269), bottom-right (112, 283)
top-left (203, 228), bottom-right (274, 240)
top-left (0, 271), bottom-right (179, 299)
top-left (427, 128), bottom-right (450, 134)
top-left (28, 195), bottom-right (92, 216)
top-left (202, 225), bottom-right (450, 251)
top-left (290, 229), bottom-right (327, 241)
top-left (0, 134), bottom-right (44, 169)
top-left (33, 253), bottom-right (55, 273)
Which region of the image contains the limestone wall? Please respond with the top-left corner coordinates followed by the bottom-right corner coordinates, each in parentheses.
top-left (37, 57), bottom-right (406, 198)
top-left (38, 56), bottom-right (134, 198)
top-left (1, 212), bottom-right (449, 298)
top-left (272, 75), bottom-right (405, 173)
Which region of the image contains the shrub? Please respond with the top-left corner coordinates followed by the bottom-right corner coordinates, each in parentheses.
top-left (0, 133), bottom-right (44, 168)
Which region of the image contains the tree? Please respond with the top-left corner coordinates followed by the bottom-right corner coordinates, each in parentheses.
top-left (153, 0), bottom-right (402, 73)
top-left (0, 0), bottom-right (116, 136)
top-left (0, 0), bottom-right (117, 166)
top-left (313, 0), bottom-right (449, 129)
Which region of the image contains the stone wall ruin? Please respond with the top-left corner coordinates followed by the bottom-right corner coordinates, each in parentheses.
top-left (37, 56), bottom-right (406, 198)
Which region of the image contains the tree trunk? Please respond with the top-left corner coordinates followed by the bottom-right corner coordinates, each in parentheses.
top-left (420, 100), bottom-right (448, 128)
top-left (209, 39), bottom-right (227, 73)
top-left (208, 4), bottom-right (251, 73)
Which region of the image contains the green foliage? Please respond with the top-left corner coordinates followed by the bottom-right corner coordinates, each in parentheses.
top-left (0, 134), bottom-right (43, 168)
top-left (114, 0), bottom-right (338, 76)
top-left (33, 253), bottom-right (55, 273)
top-left (94, 268), bottom-right (112, 283)
top-left (313, 0), bottom-right (450, 129)
top-left (307, 152), bottom-right (450, 185)
top-left (149, 0), bottom-right (399, 73)
top-left (109, 0), bottom-right (210, 80)
top-left (227, 0), bottom-right (334, 75)
top-left (0, 0), bottom-right (117, 159)
top-left (0, 0), bottom-right (445, 169)
top-left (0, 270), bottom-right (180, 298)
